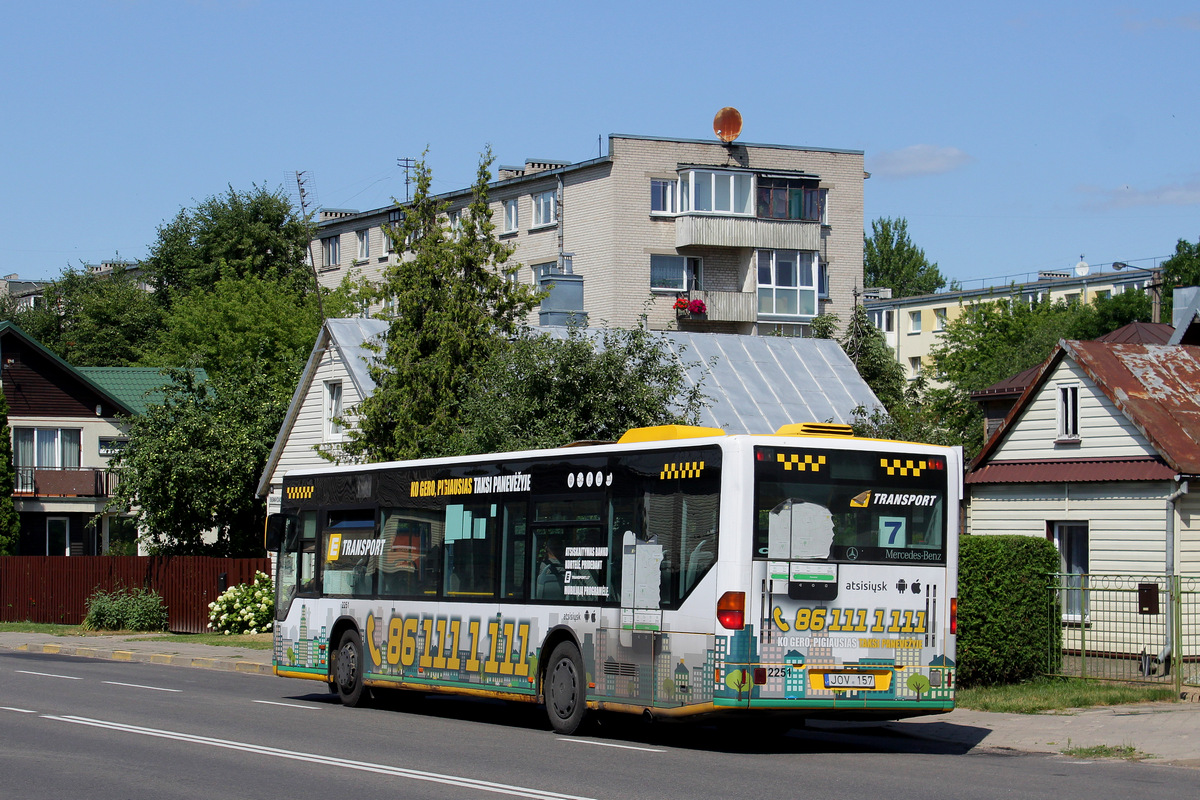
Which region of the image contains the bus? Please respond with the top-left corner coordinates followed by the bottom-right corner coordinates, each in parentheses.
top-left (267, 422), bottom-right (961, 734)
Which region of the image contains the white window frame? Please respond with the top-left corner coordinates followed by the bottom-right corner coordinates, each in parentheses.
top-left (908, 310), bottom-right (922, 334)
top-left (650, 179), bottom-right (678, 214)
top-left (321, 235), bottom-right (340, 268)
top-left (356, 229), bottom-right (369, 260)
top-left (1056, 382), bottom-right (1081, 442)
top-left (817, 260), bottom-right (829, 299)
top-left (682, 169), bottom-right (753, 216)
top-left (934, 307), bottom-right (947, 331)
top-left (385, 211), bottom-right (402, 254)
top-left (909, 357), bottom-right (923, 379)
top-left (650, 255), bottom-right (702, 292)
top-left (532, 190), bottom-right (557, 228)
top-left (503, 199), bottom-right (519, 233)
top-left (756, 250), bottom-right (817, 318)
top-left (47, 516), bottom-right (70, 557)
top-left (1052, 522), bottom-right (1089, 622)
top-left (869, 308), bottom-right (894, 333)
top-left (324, 381), bottom-right (344, 442)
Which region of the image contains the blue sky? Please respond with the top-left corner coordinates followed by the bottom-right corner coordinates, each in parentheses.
top-left (4, 1), bottom-right (1197, 289)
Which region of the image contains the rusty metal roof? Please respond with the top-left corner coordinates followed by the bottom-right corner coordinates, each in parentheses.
top-left (969, 341), bottom-right (1200, 476)
top-left (1096, 321), bottom-right (1174, 344)
top-left (966, 457), bottom-right (1175, 485)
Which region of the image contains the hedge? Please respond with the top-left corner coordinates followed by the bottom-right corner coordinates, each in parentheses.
top-left (957, 534), bottom-right (1062, 687)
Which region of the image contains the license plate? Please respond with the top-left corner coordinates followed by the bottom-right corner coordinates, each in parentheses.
top-left (823, 672), bottom-right (875, 689)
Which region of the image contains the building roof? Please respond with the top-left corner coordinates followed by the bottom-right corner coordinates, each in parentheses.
top-left (77, 367), bottom-right (206, 415)
top-left (969, 341), bottom-right (1200, 477)
top-left (0, 321), bottom-right (134, 417)
top-left (965, 457), bottom-right (1175, 485)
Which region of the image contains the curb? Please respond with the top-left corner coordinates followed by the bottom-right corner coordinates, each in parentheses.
top-left (3, 642), bottom-right (275, 676)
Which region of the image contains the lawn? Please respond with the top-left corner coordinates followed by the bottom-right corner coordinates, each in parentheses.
top-left (956, 677), bottom-right (1177, 713)
top-left (0, 621), bottom-right (273, 650)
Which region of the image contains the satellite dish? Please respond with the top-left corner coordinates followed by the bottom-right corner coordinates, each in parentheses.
top-left (714, 107), bottom-right (743, 143)
top-left (1075, 258), bottom-right (1090, 277)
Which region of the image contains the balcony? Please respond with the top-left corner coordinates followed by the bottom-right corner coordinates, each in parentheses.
top-left (679, 290), bottom-right (757, 323)
top-left (14, 467), bottom-right (117, 498)
top-left (675, 214), bottom-right (821, 251)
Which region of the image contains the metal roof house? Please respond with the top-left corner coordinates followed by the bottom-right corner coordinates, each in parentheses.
top-left (257, 319), bottom-right (881, 513)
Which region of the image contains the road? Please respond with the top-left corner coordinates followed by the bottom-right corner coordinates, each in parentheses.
top-left (1, 649), bottom-right (1194, 799)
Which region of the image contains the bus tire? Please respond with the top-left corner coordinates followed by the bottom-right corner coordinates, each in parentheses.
top-left (334, 630), bottom-right (367, 707)
top-left (544, 641), bottom-right (586, 735)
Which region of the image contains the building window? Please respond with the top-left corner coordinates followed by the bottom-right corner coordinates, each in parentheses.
top-left (1096, 289), bottom-right (1111, 301)
top-left (1065, 292), bottom-right (1081, 305)
top-left (681, 170), bottom-right (752, 215)
top-left (755, 177), bottom-right (825, 221)
top-left (650, 179), bottom-right (677, 214)
top-left (532, 190), bottom-right (557, 227)
top-left (650, 255), bottom-right (702, 292)
top-left (757, 250), bottom-right (817, 317)
top-left (13, 427), bottom-right (82, 492)
top-left (356, 230), bottom-right (370, 260)
top-left (503, 199), bottom-right (518, 233)
top-left (909, 357), bottom-right (922, 379)
top-left (1057, 382), bottom-right (1080, 441)
top-left (384, 210), bottom-right (403, 253)
top-left (321, 236), bottom-right (340, 268)
top-left (869, 308), bottom-right (894, 333)
top-left (908, 310), bottom-right (922, 333)
top-left (817, 261), bottom-right (829, 299)
top-left (934, 307), bottom-right (947, 331)
top-left (1052, 522), bottom-right (1089, 620)
top-left (532, 261), bottom-right (559, 285)
top-left (324, 381), bottom-right (343, 441)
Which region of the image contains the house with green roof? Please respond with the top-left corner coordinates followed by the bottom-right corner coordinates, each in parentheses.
top-left (0, 322), bottom-right (193, 555)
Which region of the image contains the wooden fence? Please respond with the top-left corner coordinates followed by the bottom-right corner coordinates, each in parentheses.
top-left (0, 556), bottom-right (272, 633)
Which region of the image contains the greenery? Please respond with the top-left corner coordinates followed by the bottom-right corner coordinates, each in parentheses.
top-left (837, 303), bottom-right (907, 408)
top-left (1161, 235), bottom-right (1200, 316)
top-left (141, 184), bottom-right (315, 309)
top-left (81, 586), bottom-right (169, 632)
top-left (346, 150), bottom-right (545, 461)
top-left (864, 217), bottom-right (948, 298)
top-left (957, 677), bottom-right (1176, 713)
top-left (108, 367), bottom-right (285, 556)
top-left (208, 571), bottom-right (274, 635)
top-left (957, 534), bottom-right (1062, 687)
top-left (1060, 742), bottom-right (1149, 761)
top-left (0, 389), bottom-right (18, 555)
top-left (3, 266), bottom-right (164, 366)
top-left (142, 632), bottom-right (274, 650)
top-left (448, 321), bottom-right (707, 454)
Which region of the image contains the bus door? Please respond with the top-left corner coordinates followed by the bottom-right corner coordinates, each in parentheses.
top-left (619, 529), bottom-right (663, 648)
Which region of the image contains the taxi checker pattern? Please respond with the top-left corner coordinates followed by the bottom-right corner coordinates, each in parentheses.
top-left (660, 461), bottom-right (705, 480)
top-left (777, 453), bottom-right (825, 472)
top-left (880, 458), bottom-right (925, 477)
top-left (286, 485), bottom-right (315, 500)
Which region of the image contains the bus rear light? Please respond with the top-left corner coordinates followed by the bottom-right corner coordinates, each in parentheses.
top-left (753, 667), bottom-right (766, 685)
top-left (717, 591), bottom-right (746, 630)
top-left (950, 597), bottom-right (958, 635)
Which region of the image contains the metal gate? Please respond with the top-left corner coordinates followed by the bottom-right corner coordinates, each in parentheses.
top-left (1046, 573), bottom-right (1200, 692)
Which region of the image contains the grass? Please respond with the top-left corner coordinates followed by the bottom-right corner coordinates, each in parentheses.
top-left (0, 622), bottom-right (273, 649)
top-left (1061, 742), bottom-right (1151, 761)
top-left (957, 677), bottom-right (1177, 714)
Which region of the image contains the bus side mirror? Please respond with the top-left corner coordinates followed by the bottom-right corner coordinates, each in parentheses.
top-left (265, 514), bottom-right (296, 552)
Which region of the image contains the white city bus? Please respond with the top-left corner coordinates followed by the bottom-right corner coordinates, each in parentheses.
top-left (268, 423), bottom-right (960, 734)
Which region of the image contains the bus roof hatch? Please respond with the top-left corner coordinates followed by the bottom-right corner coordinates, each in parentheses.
top-left (617, 425), bottom-right (726, 444)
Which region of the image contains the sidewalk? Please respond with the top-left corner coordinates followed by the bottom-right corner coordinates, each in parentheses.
top-left (3, 631), bottom-right (1198, 766)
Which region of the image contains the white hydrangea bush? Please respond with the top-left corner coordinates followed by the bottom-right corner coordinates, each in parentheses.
top-left (208, 570), bottom-right (275, 635)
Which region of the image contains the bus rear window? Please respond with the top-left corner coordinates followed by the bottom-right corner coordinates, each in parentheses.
top-left (753, 446), bottom-right (947, 564)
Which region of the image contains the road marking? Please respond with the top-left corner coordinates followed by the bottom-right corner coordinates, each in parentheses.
top-left (103, 681), bottom-right (183, 693)
top-left (253, 700), bottom-right (316, 709)
top-left (0, 707), bottom-right (37, 713)
top-left (16, 670), bottom-right (82, 680)
top-left (558, 738), bottom-right (665, 753)
top-left (44, 715), bottom-right (599, 799)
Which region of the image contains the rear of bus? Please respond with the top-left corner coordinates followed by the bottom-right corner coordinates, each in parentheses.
top-left (716, 430), bottom-right (961, 719)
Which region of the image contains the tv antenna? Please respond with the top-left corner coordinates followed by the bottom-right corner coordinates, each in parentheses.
top-left (294, 170), bottom-right (326, 321)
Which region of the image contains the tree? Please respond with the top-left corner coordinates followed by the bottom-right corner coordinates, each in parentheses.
top-left (0, 389), bottom-right (19, 554)
top-left (108, 367), bottom-right (284, 556)
top-left (346, 150), bottom-right (545, 461)
top-left (142, 185), bottom-right (315, 309)
top-left (5, 266), bottom-right (164, 367)
top-left (1161, 235), bottom-right (1200, 316)
top-left (838, 303), bottom-right (907, 409)
top-left (448, 322), bottom-right (707, 455)
top-left (146, 274), bottom-right (323, 399)
top-left (864, 217), bottom-right (947, 298)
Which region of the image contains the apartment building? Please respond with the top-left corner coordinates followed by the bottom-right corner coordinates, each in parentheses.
top-left (864, 266), bottom-right (1161, 383)
top-left (308, 133), bottom-right (866, 335)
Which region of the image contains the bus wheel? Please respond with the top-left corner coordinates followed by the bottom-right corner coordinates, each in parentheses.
top-left (334, 630), bottom-right (367, 707)
top-left (545, 641), bottom-right (586, 735)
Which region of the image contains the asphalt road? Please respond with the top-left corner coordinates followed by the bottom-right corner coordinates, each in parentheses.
top-left (2, 649), bottom-right (1195, 799)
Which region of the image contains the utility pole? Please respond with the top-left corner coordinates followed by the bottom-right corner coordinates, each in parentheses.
top-left (295, 171), bottom-right (326, 321)
top-left (397, 157), bottom-right (416, 203)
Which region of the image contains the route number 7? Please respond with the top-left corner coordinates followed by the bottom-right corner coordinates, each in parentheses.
top-left (878, 516), bottom-right (906, 547)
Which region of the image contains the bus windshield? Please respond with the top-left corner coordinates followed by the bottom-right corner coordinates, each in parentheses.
top-left (753, 446), bottom-right (947, 564)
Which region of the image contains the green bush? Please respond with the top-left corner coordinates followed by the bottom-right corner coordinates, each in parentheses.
top-left (208, 571), bottom-right (274, 635)
top-left (81, 586), bottom-right (169, 632)
top-left (957, 534), bottom-right (1062, 687)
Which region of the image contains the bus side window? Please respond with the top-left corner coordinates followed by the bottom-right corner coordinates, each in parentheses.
top-left (443, 504), bottom-right (498, 599)
top-left (501, 502), bottom-right (528, 600)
